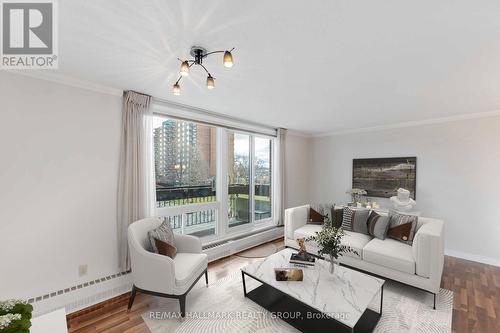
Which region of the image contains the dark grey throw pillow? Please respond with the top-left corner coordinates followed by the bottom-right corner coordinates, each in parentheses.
top-left (148, 219), bottom-right (175, 253)
top-left (351, 208), bottom-right (371, 235)
top-left (367, 210), bottom-right (390, 240)
top-left (332, 206), bottom-right (344, 228)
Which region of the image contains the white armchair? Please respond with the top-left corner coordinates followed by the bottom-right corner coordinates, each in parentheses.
top-left (127, 217), bottom-right (208, 317)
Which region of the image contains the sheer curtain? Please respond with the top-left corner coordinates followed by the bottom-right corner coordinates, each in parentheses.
top-left (275, 128), bottom-right (287, 226)
top-left (117, 91), bottom-right (155, 271)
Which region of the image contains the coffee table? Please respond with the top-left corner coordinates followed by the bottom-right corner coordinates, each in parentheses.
top-left (241, 248), bottom-right (384, 333)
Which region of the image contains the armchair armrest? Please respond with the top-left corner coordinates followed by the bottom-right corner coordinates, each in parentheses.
top-left (174, 234), bottom-right (202, 253)
top-left (412, 218), bottom-right (444, 292)
top-left (284, 205), bottom-right (309, 240)
top-left (129, 245), bottom-right (176, 294)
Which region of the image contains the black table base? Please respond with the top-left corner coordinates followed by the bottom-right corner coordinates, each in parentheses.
top-left (242, 271), bottom-right (382, 333)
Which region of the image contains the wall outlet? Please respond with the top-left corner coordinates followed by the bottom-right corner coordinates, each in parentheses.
top-left (78, 264), bottom-right (88, 277)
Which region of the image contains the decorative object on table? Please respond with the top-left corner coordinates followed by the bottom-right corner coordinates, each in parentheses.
top-left (172, 46), bottom-right (235, 95)
top-left (346, 188), bottom-right (367, 205)
top-left (0, 299), bottom-right (33, 333)
top-left (341, 206), bottom-right (370, 233)
top-left (352, 157), bottom-right (417, 198)
top-left (296, 238), bottom-right (307, 255)
top-left (274, 268), bottom-right (304, 281)
top-left (390, 188), bottom-right (417, 211)
top-left (306, 226), bottom-right (358, 274)
top-left (290, 252), bottom-right (316, 266)
top-left (387, 211), bottom-right (418, 245)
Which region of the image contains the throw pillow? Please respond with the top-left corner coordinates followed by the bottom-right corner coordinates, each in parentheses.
top-left (332, 206), bottom-right (344, 228)
top-left (367, 210), bottom-right (390, 240)
top-left (387, 212), bottom-right (418, 245)
top-left (308, 207), bottom-right (325, 225)
top-left (154, 238), bottom-right (177, 258)
top-left (351, 208), bottom-right (371, 235)
top-left (308, 203), bottom-right (334, 225)
top-left (148, 219), bottom-right (175, 253)
top-left (342, 207), bottom-right (370, 233)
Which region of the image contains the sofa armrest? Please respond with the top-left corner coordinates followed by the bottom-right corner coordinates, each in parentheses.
top-left (412, 218), bottom-right (444, 291)
top-left (174, 234), bottom-right (202, 253)
top-left (284, 205), bottom-right (309, 240)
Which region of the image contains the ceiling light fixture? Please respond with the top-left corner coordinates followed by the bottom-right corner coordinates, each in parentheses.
top-left (172, 46), bottom-right (235, 95)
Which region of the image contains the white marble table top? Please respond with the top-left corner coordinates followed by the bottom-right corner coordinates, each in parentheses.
top-left (242, 248), bottom-right (385, 328)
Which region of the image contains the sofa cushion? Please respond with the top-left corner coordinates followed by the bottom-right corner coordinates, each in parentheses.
top-left (363, 238), bottom-right (415, 274)
top-left (173, 253), bottom-right (208, 288)
top-left (293, 224), bottom-right (322, 241)
top-left (341, 231), bottom-right (372, 259)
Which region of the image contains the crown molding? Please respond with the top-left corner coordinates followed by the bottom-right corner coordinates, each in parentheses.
top-left (286, 129), bottom-right (314, 138)
top-left (4, 70), bottom-right (123, 97)
top-left (313, 109), bottom-right (500, 138)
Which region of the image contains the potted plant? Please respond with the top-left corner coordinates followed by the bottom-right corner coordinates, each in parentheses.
top-left (346, 188), bottom-right (367, 205)
top-left (306, 226), bottom-right (357, 274)
top-left (0, 299), bottom-right (33, 333)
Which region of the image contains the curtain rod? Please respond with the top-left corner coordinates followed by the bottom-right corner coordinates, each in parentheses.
top-left (151, 96), bottom-right (278, 134)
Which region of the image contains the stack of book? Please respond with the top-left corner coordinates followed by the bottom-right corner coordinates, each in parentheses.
top-left (289, 252), bottom-right (315, 266)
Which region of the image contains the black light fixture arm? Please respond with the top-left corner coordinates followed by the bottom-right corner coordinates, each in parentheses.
top-left (172, 46), bottom-right (234, 94)
top-left (203, 47), bottom-right (235, 58)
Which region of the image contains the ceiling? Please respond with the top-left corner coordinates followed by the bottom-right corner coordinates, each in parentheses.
top-left (51, 0), bottom-right (500, 134)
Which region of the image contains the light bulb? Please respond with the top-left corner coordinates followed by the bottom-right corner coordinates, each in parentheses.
top-left (172, 83), bottom-right (181, 95)
top-left (180, 61), bottom-right (190, 76)
top-left (223, 51), bottom-right (233, 68)
top-left (206, 75), bottom-right (215, 89)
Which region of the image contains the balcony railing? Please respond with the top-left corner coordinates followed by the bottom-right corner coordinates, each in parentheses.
top-left (155, 184), bottom-right (271, 237)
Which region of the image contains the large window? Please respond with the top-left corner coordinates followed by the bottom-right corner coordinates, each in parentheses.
top-left (153, 114), bottom-right (276, 241)
top-left (153, 117), bottom-right (217, 237)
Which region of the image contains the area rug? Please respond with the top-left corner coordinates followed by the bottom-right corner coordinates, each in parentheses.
top-left (234, 242), bottom-right (281, 258)
top-left (142, 272), bottom-right (453, 333)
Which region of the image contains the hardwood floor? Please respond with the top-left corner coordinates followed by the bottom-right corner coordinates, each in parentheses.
top-left (67, 239), bottom-right (500, 333)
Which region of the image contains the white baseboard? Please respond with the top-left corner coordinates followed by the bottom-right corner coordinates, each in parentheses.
top-left (445, 249), bottom-right (500, 267)
top-left (32, 274), bottom-right (132, 317)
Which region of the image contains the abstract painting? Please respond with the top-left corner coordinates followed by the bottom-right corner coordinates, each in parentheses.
top-left (352, 157), bottom-right (417, 199)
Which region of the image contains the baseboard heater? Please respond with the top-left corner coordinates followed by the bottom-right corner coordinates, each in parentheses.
top-left (203, 226), bottom-right (284, 262)
top-left (30, 227), bottom-right (283, 317)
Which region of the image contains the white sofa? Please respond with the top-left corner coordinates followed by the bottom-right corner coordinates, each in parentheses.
top-left (284, 205), bottom-right (444, 308)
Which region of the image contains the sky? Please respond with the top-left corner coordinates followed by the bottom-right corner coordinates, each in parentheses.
top-left (154, 116), bottom-right (270, 162)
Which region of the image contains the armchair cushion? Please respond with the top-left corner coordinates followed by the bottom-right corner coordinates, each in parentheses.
top-left (173, 253), bottom-right (208, 294)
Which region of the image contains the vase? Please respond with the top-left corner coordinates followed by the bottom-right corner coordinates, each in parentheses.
top-left (328, 254), bottom-right (337, 274)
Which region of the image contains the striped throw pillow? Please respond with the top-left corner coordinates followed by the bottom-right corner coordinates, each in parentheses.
top-left (148, 219), bottom-right (175, 253)
top-left (367, 211), bottom-right (390, 240)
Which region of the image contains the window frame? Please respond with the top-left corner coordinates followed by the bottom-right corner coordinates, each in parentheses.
top-left (152, 113), bottom-right (277, 243)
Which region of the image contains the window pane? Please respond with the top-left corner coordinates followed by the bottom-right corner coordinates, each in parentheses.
top-left (154, 117), bottom-right (216, 208)
top-left (254, 137), bottom-right (272, 221)
top-left (185, 209), bottom-right (216, 237)
top-left (228, 132), bottom-right (250, 227)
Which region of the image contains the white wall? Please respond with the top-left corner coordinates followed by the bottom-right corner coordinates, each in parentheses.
top-left (0, 72), bottom-right (123, 299)
top-left (310, 117), bottom-right (500, 266)
top-left (285, 133), bottom-right (312, 208)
